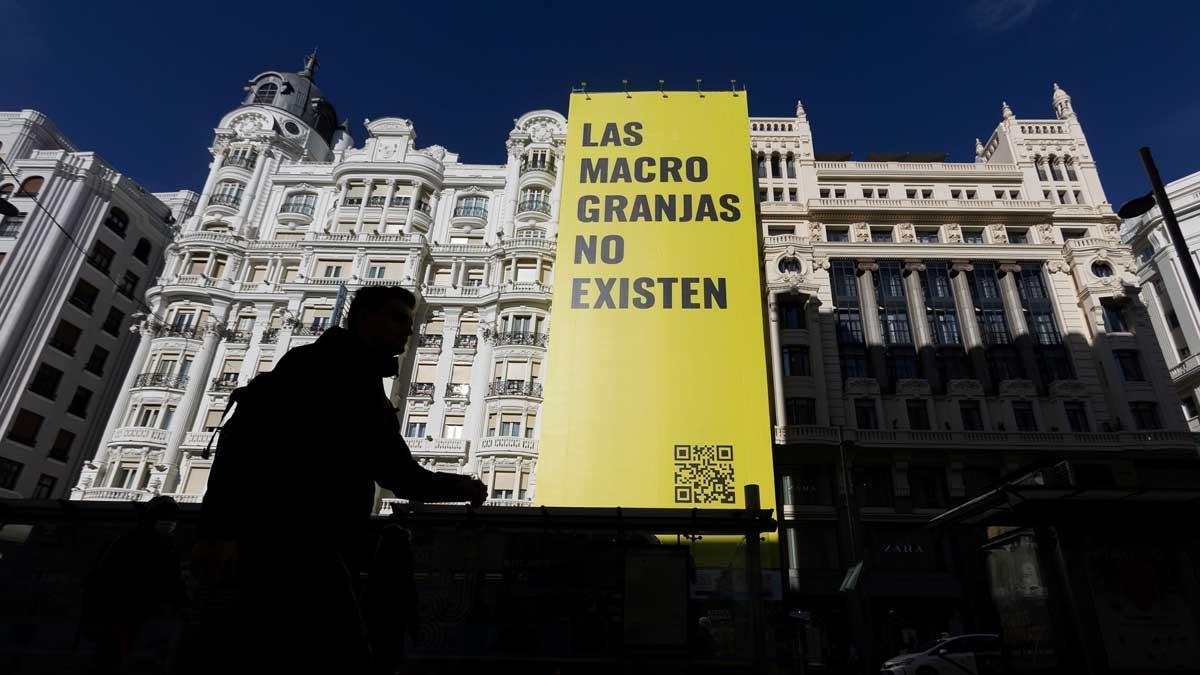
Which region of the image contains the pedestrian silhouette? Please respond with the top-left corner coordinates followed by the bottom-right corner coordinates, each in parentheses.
top-left (81, 495), bottom-right (186, 674)
top-left (190, 285), bottom-right (487, 672)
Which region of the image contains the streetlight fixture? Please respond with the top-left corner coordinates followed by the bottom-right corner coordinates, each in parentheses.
top-left (1119, 147), bottom-right (1200, 305)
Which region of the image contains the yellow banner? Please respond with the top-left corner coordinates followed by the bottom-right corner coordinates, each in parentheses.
top-left (537, 91), bottom-right (775, 511)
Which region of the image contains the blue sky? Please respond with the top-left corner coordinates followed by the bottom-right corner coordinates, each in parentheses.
top-left (4, 0), bottom-right (1198, 205)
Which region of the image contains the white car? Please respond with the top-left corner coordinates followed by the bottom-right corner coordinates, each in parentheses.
top-left (880, 633), bottom-right (1002, 675)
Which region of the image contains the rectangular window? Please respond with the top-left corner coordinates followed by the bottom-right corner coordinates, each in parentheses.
top-left (779, 297), bottom-right (805, 329)
top-left (0, 457), bottom-right (23, 491)
top-left (916, 229), bottom-right (939, 243)
top-left (1102, 299), bottom-right (1128, 333)
top-left (907, 400), bottom-right (931, 430)
top-left (499, 413), bottom-right (522, 437)
top-left (89, 241), bottom-right (115, 273)
top-left (782, 345), bottom-right (811, 377)
top-left (1115, 350), bottom-right (1145, 382)
top-left (1131, 402), bottom-right (1161, 430)
top-left (48, 320), bottom-right (82, 355)
top-left (323, 265), bottom-right (343, 278)
top-left (405, 415), bottom-right (428, 438)
top-left (1064, 401), bottom-right (1090, 432)
top-left (66, 387), bottom-right (92, 419)
top-left (855, 399), bottom-right (878, 429)
top-left (872, 228), bottom-right (893, 243)
top-left (827, 227), bottom-right (849, 242)
top-left (960, 400), bottom-right (984, 431)
top-left (783, 465), bottom-right (834, 506)
top-left (963, 229), bottom-right (984, 244)
top-left (1008, 228), bottom-right (1029, 244)
top-left (202, 409), bottom-right (225, 433)
top-left (29, 363), bottom-right (64, 400)
top-left (443, 415), bottom-right (464, 439)
top-left (909, 466), bottom-right (948, 509)
top-left (853, 465), bottom-right (893, 508)
top-left (788, 188), bottom-right (797, 201)
top-left (784, 397), bottom-right (816, 426)
top-left (138, 406), bottom-right (161, 428)
top-left (102, 308), bottom-right (124, 336)
top-left (69, 279), bottom-right (99, 314)
top-left (32, 474), bottom-right (57, 499)
top-left (1183, 396), bottom-right (1199, 420)
top-left (49, 429), bottom-right (75, 461)
top-left (1013, 401), bottom-right (1037, 431)
top-left (84, 346), bottom-right (109, 376)
top-left (7, 409), bottom-right (44, 447)
top-left (118, 271), bottom-right (139, 299)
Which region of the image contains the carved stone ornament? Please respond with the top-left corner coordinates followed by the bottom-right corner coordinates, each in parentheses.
top-left (778, 271), bottom-right (806, 289)
top-left (376, 140), bottom-right (400, 160)
top-left (1100, 222), bottom-right (1120, 240)
top-left (852, 223), bottom-right (872, 242)
top-left (528, 121), bottom-right (554, 143)
top-left (809, 222), bottom-right (824, 242)
top-left (1046, 260), bottom-right (1070, 275)
top-left (418, 145), bottom-right (447, 161)
top-left (844, 377), bottom-right (880, 396)
top-left (506, 139), bottom-right (524, 159)
top-left (990, 223), bottom-right (1009, 243)
top-left (897, 223), bottom-right (916, 243)
top-left (945, 224), bottom-right (963, 243)
top-left (812, 256), bottom-right (831, 271)
top-left (896, 378), bottom-right (931, 396)
top-left (947, 379), bottom-right (983, 397)
top-left (230, 112), bottom-right (268, 138)
top-left (998, 379), bottom-right (1036, 398)
top-left (1049, 379), bottom-right (1087, 398)
top-left (1037, 223), bottom-right (1054, 242)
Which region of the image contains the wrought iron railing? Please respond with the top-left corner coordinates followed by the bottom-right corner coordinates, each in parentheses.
top-left (210, 193), bottom-right (241, 208)
top-left (409, 382), bottom-right (435, 397)
top-left (487, 380), bottom-right (543, 398)
top-left (418, 334), bottom-right (443, 349)
top-left (520, 162), bottom-right (557, 176)
top-left (223, 155), bottom-right (257, 170)
top-left (517, 199), bottom-right (551, 215)
top-left (134, 372), bottom-right (189, 389)
top-left (453, 206), bottom-right (488, 219)
top-left (279, 202), bottom-right (315, 217)
top-left (454, 334), bottom-right (478, 349)
top-left (491, 331), bottom-right (549, 347)
top-left (260, 328), bottom-right (279, 344)
top-left (445, 383), bottom-right (471, 399)
top-left (210, 376), bottom-right (239, 392)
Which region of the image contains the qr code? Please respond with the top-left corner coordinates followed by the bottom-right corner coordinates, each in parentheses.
top-left (673, 444), bottom-right (735, 504)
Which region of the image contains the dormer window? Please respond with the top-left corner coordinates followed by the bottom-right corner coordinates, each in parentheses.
top-left (253, 82), bottom-right (278, 105)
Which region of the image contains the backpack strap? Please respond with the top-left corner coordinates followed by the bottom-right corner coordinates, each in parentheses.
top-left (201, 392), bottom-right (242, 459)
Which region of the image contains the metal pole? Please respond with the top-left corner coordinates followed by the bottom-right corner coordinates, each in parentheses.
top-left (744, 484), bottom-right (767, 673)
top-left (1140, 147), bottom-right (1200, 306)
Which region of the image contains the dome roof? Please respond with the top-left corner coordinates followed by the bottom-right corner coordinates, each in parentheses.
top-left (241, 51), bottom-right (339, 144)
top-left (1052, 82), bottom-right (1070, 104)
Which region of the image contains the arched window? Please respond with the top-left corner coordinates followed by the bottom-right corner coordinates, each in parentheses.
top-left (770, 153), bottom-right (782, 178)
top-left (133, 238), bottom-right (152, 263)
top-left (104, 207), bottom-right (129, 237)
top-left (756, 153), bottom-right (766, 178)
top-left (778, 257), bottom-right (802, 274)
top-left (785, 152), bottom-right (796, 178)
top-left (1034, 156), bottom-right (1048, 181)
top-left (1092, 262), bottom-right (1113, 278)
top-left (1064, 156), bottom-right (1078, 181)
top-left (253, 82), bottom-right (278, 105)
top-left (17, 176), bottom-right (44, 197)
top-left (1049, 155), bottom-right (1064, 181)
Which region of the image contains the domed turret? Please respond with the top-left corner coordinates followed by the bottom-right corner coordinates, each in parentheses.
top-left (1052, 82), bottom-right (1075, 120)
top-left (241, 50), bottom-right (339, 145)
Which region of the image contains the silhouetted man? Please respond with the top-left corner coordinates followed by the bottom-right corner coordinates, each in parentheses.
top-left (191, 286), bottom-right (486, 672)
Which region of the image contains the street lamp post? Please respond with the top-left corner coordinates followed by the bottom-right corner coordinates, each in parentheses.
top-left (1119, 147), bottom-right (1200, 306)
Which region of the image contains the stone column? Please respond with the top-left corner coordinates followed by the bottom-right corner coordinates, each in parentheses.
top-left (549, 147), bottom-right (565, 229)
top-left (192, 155), bottom-right (222, 223)
top-left (379, 179), bottom-right (398, 233)
top-left (234, 148), bottom-right (268, 233)
top-left (903, 261), bottom-right (938, 382)
top-left (355, 180), bottom-right (372, 234)
top-left (766, 291), bottom-right (788, 433)
top-left (403, 182), bottom-right (422, 234)
top-left (855, 260), bottom-right (884, 383)
top-left (155, 302), bottom-right (229, 493)
top-left (950, 262), bottom-right (990, 389)
top-left (806, 297), bottom-right (829, 424)
top-left (998, 263), bottom-right (1040, 384)
top-left (502, 143), bottom-right (523, 238)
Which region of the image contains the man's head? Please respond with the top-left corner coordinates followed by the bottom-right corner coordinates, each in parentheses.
top-left (346, 286), bottom-right (418, 357)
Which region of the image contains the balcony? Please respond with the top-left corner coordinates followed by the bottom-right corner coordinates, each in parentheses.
top-left (290, 324), bottom-right (327, 337)
top-left (405, 437), bottom-right (469, 459)
top-left (454, 334), bottom-right (478, 350)
top-left (451, 205), bottom-right (488, 227)
top-left (367, 195), bottom-right (387, 207)
top-left (517, 200), bottom-right (551, 218)
top-left (209, 193), bottom-right (242, 209)
top-left (149, 323), bottom-right (202, 339)
top-left (223, 155), bottom-right (257, 171)
top-left (478, 436), bottom-right (539, 457)
top-left (409, 382), bottom-right (435, 398)
top-left (502, 236), bottom-right (556, 253)
top-left (80, 488), bottom-right (148, 502)
top-left (813, 160), bottom-right (1023, 179)
top-left (210, 376), bottom-right (239, 393)
top-left (110, 426), bottom-right (170, 446)
top-left (486, 380), bottom-right (543, 399)
top-left (133, 372), bottom-right (188, 390)
top-left (421, 284), bottom-right (486, 298)
top-left (278, 202), bottom-right (315, 225)
top-left (520, 162), bottom-right (557, 177)
top-left (445, 383), bottom-right (470, 399)
top-left (417, 334), bottom-right (443, 350)
top-left (223, 330), bottom-right (251, 344)
top-left (808, 197), bottom-right (1052, 214)
top-left (489, 330), bottom-right (549, 348)
top-left (1169, 352), bottom-right (1200, 385)
top-left (773, 425), bottom-right (1200, 453)
top-left (182, 431), bottom-right (215, 448)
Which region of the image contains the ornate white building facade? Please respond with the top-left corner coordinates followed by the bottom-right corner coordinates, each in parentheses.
top-left (1122, 169), bottom-right (1200, 431)
top-left (0, 110), bottom-right (196, 499)
top-left (70, 55), bottom-right (559, 506)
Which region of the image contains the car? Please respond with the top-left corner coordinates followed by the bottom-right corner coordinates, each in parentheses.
top-left (880, 633), bottom-right (1002, 675)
